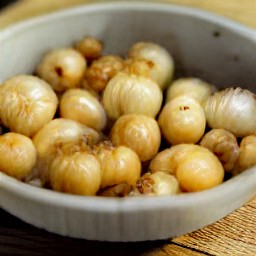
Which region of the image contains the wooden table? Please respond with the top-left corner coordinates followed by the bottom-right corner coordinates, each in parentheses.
top-left (0, 1), bottom-right (256, 255)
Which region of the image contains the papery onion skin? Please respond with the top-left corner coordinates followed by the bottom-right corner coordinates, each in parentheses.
top-left (103, 72), bottom-right (163, 120)
top-left (110, 114), bottom-right (161, 162)
top-left (205, 87), bottom-right (256, 138)
top-left (0, 132), bottom-right (36, 180)
top-left (0, 75), bottom-right (58, 137)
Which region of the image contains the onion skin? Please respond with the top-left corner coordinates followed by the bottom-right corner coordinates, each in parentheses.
top-left (205, 87), bottom-right (256, 137)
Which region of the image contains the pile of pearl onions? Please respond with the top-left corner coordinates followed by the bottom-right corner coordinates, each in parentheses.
top-left (110, 114), bottom-right (161, 161)
top-left (32, 118), bottom-right (100, 183)
top-left (149, 144), bottom-right (224, 192)
top-left (103, 72), bottom-right (162, 120)
top-left (36, 48), bottom-right (86, 92)
top-left (205, 87), bottom-right (256, 137)
top-left (129, 42), bottom-right (174, 90)
top-left (0, 75), bottom-right (58, 137)
top-left (158, 96), bottom-right (206, 145)
top-left (50, 151), bottom-right (101, 196)
top-left (33, 118), bottom-right (99, 159)
top-left (149, 144), bottom-right (200, 175)
top-left (166, 77), bottom-right (214, 106)
top-left (60, 89), bottom-right (107, 132)
top-left (0, 133), bottom-right (36, 180)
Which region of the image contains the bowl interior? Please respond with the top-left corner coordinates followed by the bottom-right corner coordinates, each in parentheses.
top-left (0, 2), bottom-right (256, 242)
top-left (0, 3), bottom-right (255, 91)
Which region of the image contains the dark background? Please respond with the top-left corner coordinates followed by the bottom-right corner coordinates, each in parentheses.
top-left (0, 0), bottom-right (16, 9)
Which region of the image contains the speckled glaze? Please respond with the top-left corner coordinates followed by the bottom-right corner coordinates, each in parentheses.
top-left (0, 2), bottom-right (255, 242)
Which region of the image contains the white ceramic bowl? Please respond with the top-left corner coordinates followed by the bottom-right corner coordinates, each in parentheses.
top-left (0, 2), bottom-right (256, 242)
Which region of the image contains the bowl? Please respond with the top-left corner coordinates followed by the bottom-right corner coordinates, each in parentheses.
top-left (0, 2), bottom-right (256, 242)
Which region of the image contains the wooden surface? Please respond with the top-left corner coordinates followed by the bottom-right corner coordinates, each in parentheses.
top-left (0, 1), bottom-right (256, 255)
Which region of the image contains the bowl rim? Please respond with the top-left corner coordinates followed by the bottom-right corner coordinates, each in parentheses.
top-left (1, 166), bottom-right (256, 212)
top-left (0, 1), bottom-right (255, 39)
top-left (0, 1), bottom-right (256, 214)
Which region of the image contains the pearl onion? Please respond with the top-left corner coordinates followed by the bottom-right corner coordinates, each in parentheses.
top-left (205, 87), bottom-right (256, 137)
top-left (200, 129), bottom-right (239, 172)
top-left (32, 118), bottom-right (100, 184)
top-left (166, 77), bottom-right (214, 106)
top-left (149, 144), bottom-right (199, 175)
top-left (36, 48), bottom-right (86, 92)
top-left (158, 96), bottom-right (206, 145)
top-left (84, 55), bottom-right (124, 92)
top-left (150, 144), bottom-right (224, 192)
top-left (237, 135), bottom-right (256, 171)
top-left (33, 118), bottom-right (100, 158)
top-left (103, 72), bottom-right (163, 120)
top-left (95, 142), bottom-right (141, 189)
top-left (110, 114), bottom-right (161, 161)
top-left (0, 75), bottom-right (58, 137)
top-left (0, 132), bottom-right (36, 180)
top-left (75, 36), bottom-right (102, 61)
top-left (60, 89), bottom-right (107, 132)
top-left (176, 147), bottom-right (224, 192)
top-left (136, 171), bottom-right (180, 196)
top-left (129, 42), bottom-right (174, 90)
top-left (123, 57), bottom-right (157, 80)
top-left (50, 151), bottom-right (101, 195)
